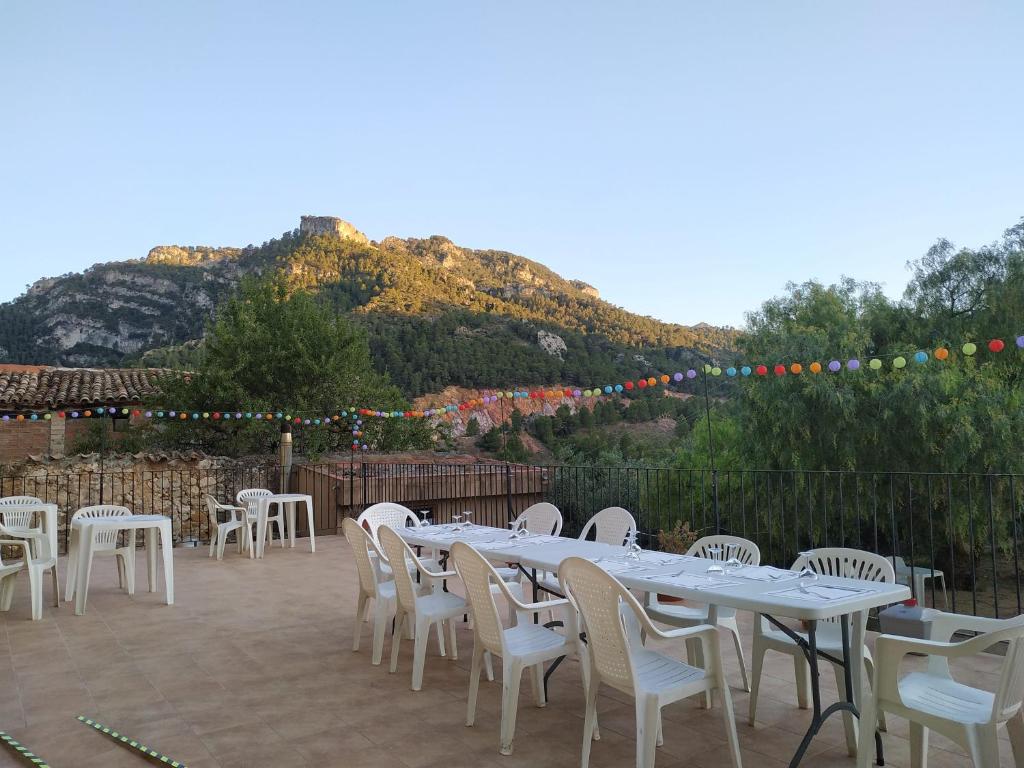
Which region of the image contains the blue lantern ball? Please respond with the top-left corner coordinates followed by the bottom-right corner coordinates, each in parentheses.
top-left (914, 351), bottom-right (928, 363)
top-left (740, 366), bottom-right (752, 376)
top-left (603, 385), bottom-right (612, 394)
top-left (614, 384), bottom-right (623, 393)
top-left (726, 367), bottom-right (737, 377)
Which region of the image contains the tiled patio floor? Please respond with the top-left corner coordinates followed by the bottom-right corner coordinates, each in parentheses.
top-left (0, 536), bottom-right (1015, 767)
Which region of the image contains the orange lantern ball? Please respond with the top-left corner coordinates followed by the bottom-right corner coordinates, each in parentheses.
top-left (659, 374), bottom-right (669, 384)
top-left (935, 347), bottom-right (949, 360)
top-left (809, 361), bottom-right (822, 374)
top-left (790, 363), bottom-right (803, 374)
top-left (647, 377), bottom-right (657, 386)
top-left (84, 410), bottom-right (92, 417)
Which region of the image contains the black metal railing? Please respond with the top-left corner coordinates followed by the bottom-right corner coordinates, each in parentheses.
top-left (2, 460), bottom-right (1020, 618)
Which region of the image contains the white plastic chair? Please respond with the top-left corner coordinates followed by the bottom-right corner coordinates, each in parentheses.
top-left (205, 495), bottom-right (248, 560)
top-left (494, 502), bottom-right (564, 584)
top-left (343, 517), bottom-right (399, 666)
top-left (646, 534), bottom-right (760, 693)
top-left (748, 548), bottom-right (895, 745)
top-left (357, 502), bottom-right (439, 579)
top-left (453, 541), bottom-right (579, 755)
top-left (892, 555), bottom-right (948, 608)
top-left (0, 496), bottom-right (44, 556)
top-left (65, 505), bottom-right (136, 602)
top-left (0, 502), bottom-right (60, 620)
top-left (379, 525), bottom-right (468, 691)
top-left (237, 488), bottom-right (286, 550)
top-left (559, 556), bottom-right (742, 768)
top-left (857, 611), bottom-right (1024, 768)
top-left (579, 506), bottom-right (637, 545)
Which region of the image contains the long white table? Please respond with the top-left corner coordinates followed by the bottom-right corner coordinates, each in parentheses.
top-left (400, 523), bottom-right (910, 767)
top-left (68, 514), bottom-right (174, 615)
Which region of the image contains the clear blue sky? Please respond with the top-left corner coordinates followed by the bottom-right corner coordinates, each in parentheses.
top-left (1, 1), bottom-right (1021, 328)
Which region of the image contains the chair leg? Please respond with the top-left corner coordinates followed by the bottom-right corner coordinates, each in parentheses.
top-left (27, 563), bottom-right (41, 620)
top-left (530, 662), bottom-right (546, 707)
top-left (353, 593), bottom-right (367, 652)
top-left (834, 663), bottom-right (858, 756)
top-left (436, 619), bottom-right (447, 657)
top-left (484, 650), bottom-right (495, 681)
top-left (865, 656), bottom-right (887, 732)
top-left (635, 694), bottom-right (660, 768)
top-left (371, 601), bottom-right (389, 666)
top-left (412, 616), bottom-right (430, 690)
top-left (794, 653), bottom-right (810, 709)
top-left (686, 636), bottom-right (711, 709)
top-left (499, 660), bottom-right (524, 755)
top-left (124, 548), bottom-right (136, 596)
top-left (965, 724), bottom-right (999, 768)
top-left (581, 673), bottom-right (600, 768)
top-left (466, 642), bottom-right (483, 727)
top-left (447, 618), bottom-right (458, 661)
top-left (909, 721), bottom-right (929, 768)
top-left (855, 691), bottom-right (878, 768)
top-left (64, 547), bottom-right (78, 602)
top-left (723, 616), bottom-right (750, 692)
top-left (0, 575), bottom-right (14, 611)
top-left (208, 529), bottom-right (217, 558)
top-left (748, 641), bottom-right (765, 725)
top-left (389, 613), bottom-right (405, 673)
top-left (1006, 711), bottom-right (1024, 768)
top-left (50, 565), bottom-right (59, 607)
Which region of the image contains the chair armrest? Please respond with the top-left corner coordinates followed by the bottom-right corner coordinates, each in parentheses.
top-left (644, 620), bottom-right (718, 643)
top-left (0, 539), bottom-right (32, 563)
top-left (927, 611), bottom-right (1010, 642)
top-left (513, 596), bottom-right (571, 613)
top-left (876, 631), bottom-right (1010, 661)
top-left (419, 568), bottom-right (458, 580)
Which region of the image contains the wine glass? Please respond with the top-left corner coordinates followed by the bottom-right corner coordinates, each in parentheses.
top-left (724, 556), bottom-right (744, 573)
top-left (797, 567), bottom-right (819, 592)
top-left (624, 531), bottom-right (642, 560)
top-left (706, 545), bottom-right (724, 562)
top-left (452, 513), bottom-right (463, 533)
top-left (462, 510), bottom-right (473, 528)
top-left (418, 510), bottom-right (431, 527)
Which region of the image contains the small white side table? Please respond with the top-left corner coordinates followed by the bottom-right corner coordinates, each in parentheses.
top-left (69, 514), bottom-right (174, 615)
top-left (255, 494), bottom-right (315, 558)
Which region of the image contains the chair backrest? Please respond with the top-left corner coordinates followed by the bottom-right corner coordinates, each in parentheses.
top-left (0, 496), bottom-right (44, 529)
top-left (579, 507), bottom-right (637, 546)
top-left (559, 556), bottom-right (643, 693)
top-left (342, 517), bottom-right (384, 598)
top-left (451, 541), bottom-right (507, 654)
top-left (205, 495), bottom-right (223, 527)
top-left (688, 535), bottom-right (760, 566)
top-left (513, 502), bottom-right (563, 536)
top-left (72, 505), bottom-right (132, 548)
top-left (377, 525), bottom-right (420, 613)
top-left (357, 503), bottom-right (418, 541)
top-left (792, 547), bottom-right (895, 583)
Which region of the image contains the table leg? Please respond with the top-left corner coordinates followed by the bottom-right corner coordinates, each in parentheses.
top-left (74, 526), bottom-right (96, 616)
top-left (790, 620), bottom-right (821, 767)
top-left (160, 523), bottom-right (174, 605)
top-left (287, 502), bottom-right (296, 548)
top-left (305, 499), bottom-right (315, 553)
top-left (256, 501), bottom-right (267, 559)
top-left (145, 527), bottom-right (157, 593)
top-left (65, 531), bottom-right (78, 602)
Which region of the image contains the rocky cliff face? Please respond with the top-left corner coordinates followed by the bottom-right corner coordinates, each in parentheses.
top-left (299, 216), bottom-right (368, 244)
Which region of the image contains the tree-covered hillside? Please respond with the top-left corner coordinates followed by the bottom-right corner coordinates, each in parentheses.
top-left (0, 218), bottom-right (733, 396)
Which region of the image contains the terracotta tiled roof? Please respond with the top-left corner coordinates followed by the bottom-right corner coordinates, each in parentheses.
top-left (0, 366), bottom-right (173, 411)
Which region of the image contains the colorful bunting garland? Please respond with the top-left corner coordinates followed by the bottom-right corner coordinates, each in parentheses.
top-left (1, 336), bottom-right (1020, 428)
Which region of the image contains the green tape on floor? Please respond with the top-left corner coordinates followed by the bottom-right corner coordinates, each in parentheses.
top-left (0, 731), bottom-right (50, 767)
top-left (77, 716), bottom-right (186, 767)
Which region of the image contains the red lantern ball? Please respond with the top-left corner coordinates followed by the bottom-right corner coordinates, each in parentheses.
top-left (756, 365), bottom-right (767, 376)
top-left (774, 364), bottom-right (786, 376)
top-left (637, 379), bottom-right (647, 389)
top-left (212, 412), bottom-right (221, 420)
top-left (624, 381), bottom-right (634, 390)
top-left (989, 339), bottom-right (1005, 353)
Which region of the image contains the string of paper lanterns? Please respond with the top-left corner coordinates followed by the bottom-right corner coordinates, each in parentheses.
top-left (1, 336), bottom-right (1020, 425)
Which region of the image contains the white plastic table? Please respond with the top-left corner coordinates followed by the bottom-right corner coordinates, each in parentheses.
top-left (69, 514), bottom-right (174, 615)
top-left (255, 494), bottom-right (315, 558)
top-left (400, 524), bottom-right (910, 767)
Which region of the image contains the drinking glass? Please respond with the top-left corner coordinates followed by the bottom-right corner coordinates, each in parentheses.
top-left (724, 556), bottom-right (743, 573)
top-left (462, 510), bottom-right (473, 528)
top-left (452, 513), bottom-right (463, 533)
top-left (624, 531), bottom-right (642, 561)
top-left (418, 510), bottom-right (431, 527)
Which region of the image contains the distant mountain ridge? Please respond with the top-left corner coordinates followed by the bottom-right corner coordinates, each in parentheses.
top-left (0, 216), bottom-right (735, 395)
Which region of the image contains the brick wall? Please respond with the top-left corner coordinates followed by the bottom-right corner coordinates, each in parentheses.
top-left (0, 421), bottom-right (51, 463)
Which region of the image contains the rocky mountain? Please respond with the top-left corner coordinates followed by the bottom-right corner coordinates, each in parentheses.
top-left (0, 216), bottom-right (735, 394)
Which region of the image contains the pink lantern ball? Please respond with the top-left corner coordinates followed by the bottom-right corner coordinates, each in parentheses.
top-left (1017, 335), bottom-right (1024, 349)
top-left (686, 369), bottom-right (697, 379)
top-left (673, 372), bottom-right (683, 382)
top-left (573, 389), bottom-right (582, 397)
top-left (847, 359), bottom-right (860, 371)
top-left (827, 360), bottom-right (841, 372)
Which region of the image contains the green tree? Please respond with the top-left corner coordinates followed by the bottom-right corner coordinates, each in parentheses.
top-left (509, 408), bottom-right (524, 434)
top-left (150, 277), bottom-right (431, 457)
top-left (465, 416), bottom-right (480, 437)
top-left (477, 426), bottom-right (502, 452)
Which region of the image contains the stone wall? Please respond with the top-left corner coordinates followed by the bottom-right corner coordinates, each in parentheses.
top-left (0, 453), bottom-right (277, 552)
